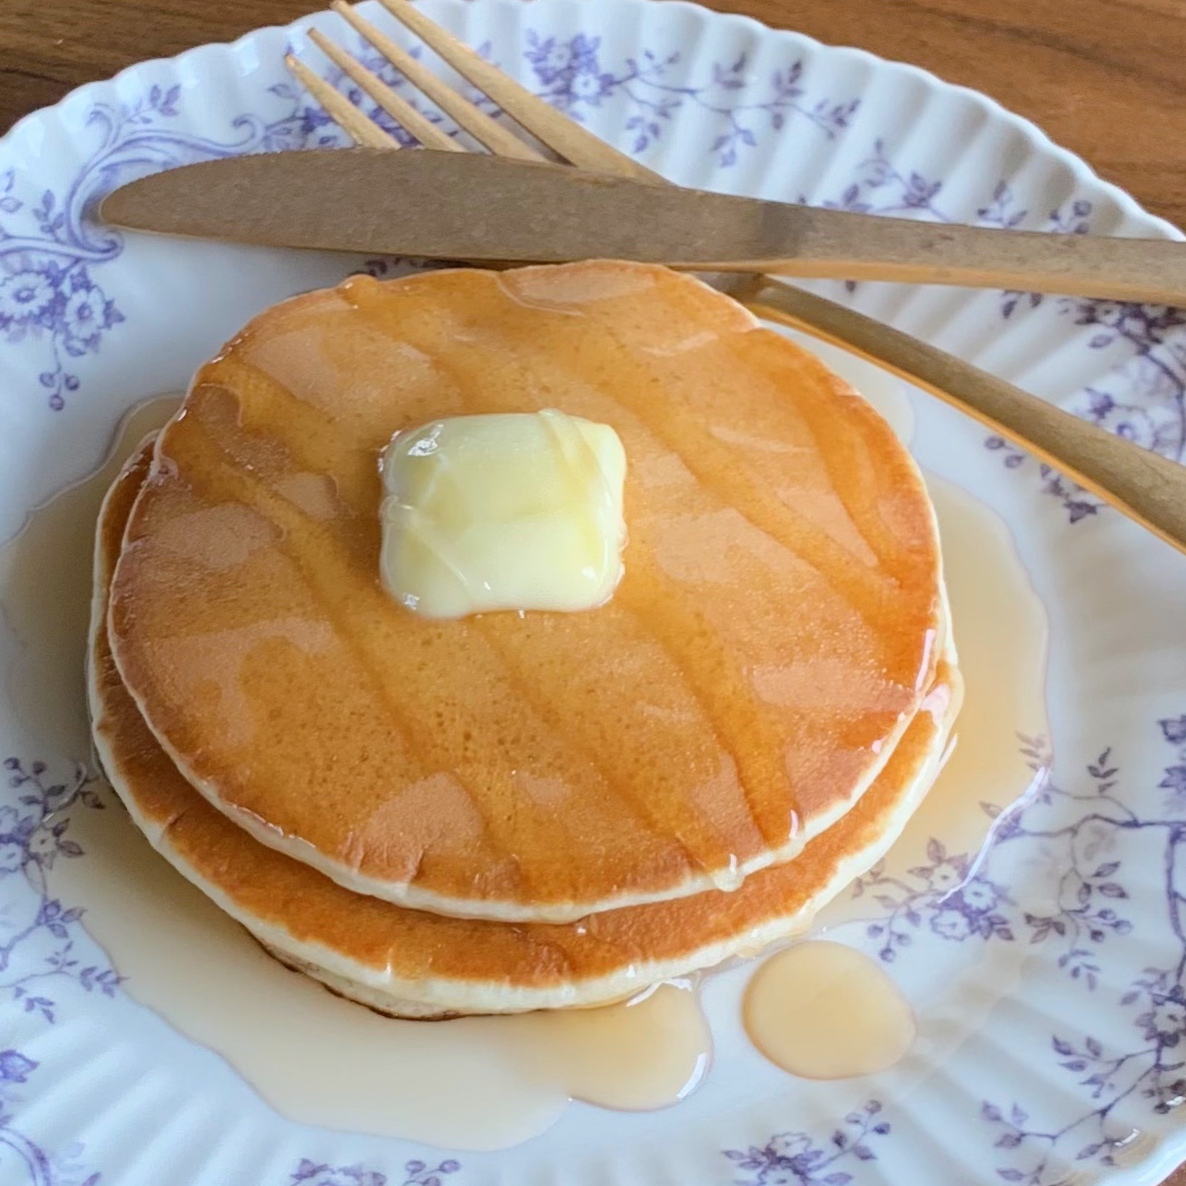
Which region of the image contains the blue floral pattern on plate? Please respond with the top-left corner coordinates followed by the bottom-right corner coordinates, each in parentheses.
top-left (806, 144), bottom-right (1186, 524)
top-left (288, 1158), bottom-right (463, 1186)
top-left (0, 84), bottom-right (349, 412)
top-left (724, 1101), bottom-right (891, 1185)
top-left (1, 759), bottom-right (114, 1186)
top-left (1, 1046), bottom-right (101, 1186)
top-left (522, 33), bottom-right (857, 162)
top-left (829, 721), bottom-right (1186, 1183)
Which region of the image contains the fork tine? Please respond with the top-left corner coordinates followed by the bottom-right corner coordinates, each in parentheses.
top-left (306, 28), bottom-right (461, 152)
top-left (285, 53), bottom-right (400, 148)
top-left (332, 1), bottom-right (545, 162)
top-left (374, 0), bottom-right (665, 182)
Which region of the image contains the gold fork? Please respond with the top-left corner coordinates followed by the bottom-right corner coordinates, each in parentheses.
top-left (285, 0), bottom-right (1186, 559)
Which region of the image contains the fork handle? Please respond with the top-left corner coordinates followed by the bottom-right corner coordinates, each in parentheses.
top-left (733, 277), bottom-right (1186, 559)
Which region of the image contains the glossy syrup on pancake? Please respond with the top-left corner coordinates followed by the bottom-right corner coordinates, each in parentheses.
top-left (5, 354), bottom-right (1041, 1144)
top-left (106, 262), bottom-right (946, 923)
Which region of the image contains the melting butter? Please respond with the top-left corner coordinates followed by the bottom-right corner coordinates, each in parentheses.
top-left (743, 941), bottom-right (915, 1079)
top-left (379, 411), bottom-right (627, 619)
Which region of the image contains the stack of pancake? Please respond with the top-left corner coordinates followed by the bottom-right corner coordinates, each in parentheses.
top-left (88, 261), bottom-right (961, 1019)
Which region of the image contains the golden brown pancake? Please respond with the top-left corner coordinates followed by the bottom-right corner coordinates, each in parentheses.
top-left (91, 442), bottom-right (961, 1016)
top-left (108, 261), bottom-right (945, 923)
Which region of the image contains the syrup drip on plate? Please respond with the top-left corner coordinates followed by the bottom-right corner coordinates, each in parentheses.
top-left (743, 940), bottom-right (915, 1079)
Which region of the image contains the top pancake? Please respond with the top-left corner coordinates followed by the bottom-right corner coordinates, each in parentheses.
top-left (108, 261), bottom-right (943, 923)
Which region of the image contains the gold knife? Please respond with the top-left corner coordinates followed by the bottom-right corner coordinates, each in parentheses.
top-left (100, 148), bottom-right (1186, 305)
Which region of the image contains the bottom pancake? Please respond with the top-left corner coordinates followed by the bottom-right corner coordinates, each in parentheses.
top-left (90, 441), bottom-right (962, 1018)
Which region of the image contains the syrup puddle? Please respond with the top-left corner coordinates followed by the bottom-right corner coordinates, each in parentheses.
top-left (917, 475), bottom-right (1051, 842)
top-left (816, 471), bottom-right (1051, 932)
top-left (743, 941), bottom-right (915, 1079)
top-left (55, 787), bottom-right (711, 1147)
top-left (0, 350), bottom-right (1049, 1147)
top-left (0, 396), bottom-right (182, 760)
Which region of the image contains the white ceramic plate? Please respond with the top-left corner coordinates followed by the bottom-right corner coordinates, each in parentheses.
top-left (3, 1), bottom-right (1186, 1183)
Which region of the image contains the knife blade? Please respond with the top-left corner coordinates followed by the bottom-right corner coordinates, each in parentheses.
top-left (100, 148), bottom-right (1186, 304)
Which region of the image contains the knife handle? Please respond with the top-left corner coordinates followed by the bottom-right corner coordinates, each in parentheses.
top-left (736, 277), bottom-right (1186, 560)
top-left (727, 205), bottom-right (1186, 307)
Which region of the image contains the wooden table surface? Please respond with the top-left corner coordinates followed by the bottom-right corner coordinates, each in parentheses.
top-left (2, 0), bottom-right (1185, 1180)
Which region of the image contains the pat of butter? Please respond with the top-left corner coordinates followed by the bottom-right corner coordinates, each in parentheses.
top-left (380, 411), bottom-right (627, 619)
